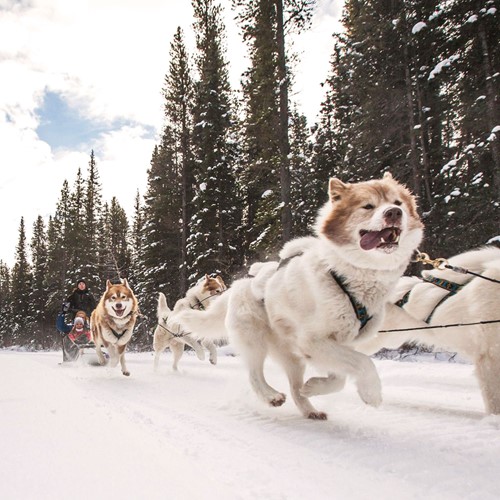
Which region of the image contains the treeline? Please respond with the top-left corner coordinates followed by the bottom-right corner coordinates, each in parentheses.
top-left (0, 0), bottom-right (498, 350)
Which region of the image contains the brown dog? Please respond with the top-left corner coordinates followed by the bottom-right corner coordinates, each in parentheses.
top-left (91, 279), bottom-right (139, 376)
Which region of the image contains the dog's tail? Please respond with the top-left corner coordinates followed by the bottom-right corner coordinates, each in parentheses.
top-left (175, 291), bottom-right (230, 341)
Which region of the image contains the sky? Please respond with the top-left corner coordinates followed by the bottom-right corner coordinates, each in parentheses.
top-left (0, 0), bottom-right (343, 267)
top-left (1, 348), bottom-right (500, 499)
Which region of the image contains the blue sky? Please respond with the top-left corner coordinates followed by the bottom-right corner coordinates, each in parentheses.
top-left (37, 91), bottom-right (108, 150)
top-left (0, 0), bottom-right (343, 266)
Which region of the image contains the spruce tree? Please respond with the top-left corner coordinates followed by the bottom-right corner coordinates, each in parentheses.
top-left (0, 261), bottom-right (12, 347)
top-left (30, 216), bottom-right (50, 348)
top-left (163, 27), bottom-right (195, 294)
top-left (10, 217), bottom-right (32, 345)
top-left (188, 0), bottom-right (243, 282)
top-left (83, 150), bottom-right (104, 289)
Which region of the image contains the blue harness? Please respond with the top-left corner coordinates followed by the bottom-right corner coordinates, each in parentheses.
top-left (276, 252), bottom-right (371, 330)
top-left (397, 274), bottom-right (467, 323)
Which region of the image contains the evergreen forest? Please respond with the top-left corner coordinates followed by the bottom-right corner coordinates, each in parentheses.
top-left (1, 0), bottom-right (498, 349)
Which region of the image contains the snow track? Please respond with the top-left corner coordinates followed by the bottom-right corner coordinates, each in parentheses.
top-left (1, 350), bottom-right (499, 499)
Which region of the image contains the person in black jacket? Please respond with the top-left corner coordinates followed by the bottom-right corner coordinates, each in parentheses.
top-left (65, 279), bottom-right (97, 319)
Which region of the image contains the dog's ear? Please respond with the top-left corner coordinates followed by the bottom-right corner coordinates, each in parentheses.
top-left (106, 280), bottom-right (112, 290)
top-left (205, 274), bottom-right (210, 283)
top-left (122, 278), bottom-right (130, 289)
top-left (329, 178), bottom-right (348, 202)
top-left (383, 171), bottom-right (393, 180)
top-left (216, 276), bottom-right (227, 290)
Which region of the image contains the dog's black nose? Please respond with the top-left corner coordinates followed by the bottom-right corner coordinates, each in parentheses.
top-left (384, 207), bottom-right (402, 224)
top-left (115, 303), bottom-right (123, 309)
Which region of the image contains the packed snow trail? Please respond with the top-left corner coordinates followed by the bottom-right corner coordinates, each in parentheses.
top-left (1, 349), bottom-right (499, 500)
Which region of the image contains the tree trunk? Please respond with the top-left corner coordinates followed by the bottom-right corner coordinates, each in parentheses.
top-left (275, 0), bottom-right (292, 243)
top-left (403, 45), bottom-right (421, 198)
top-left (478, 19), bottom-right (500, 203)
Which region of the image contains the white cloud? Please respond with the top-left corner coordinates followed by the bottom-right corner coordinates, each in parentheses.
top-left (0, 0), bottom-right (343, 266)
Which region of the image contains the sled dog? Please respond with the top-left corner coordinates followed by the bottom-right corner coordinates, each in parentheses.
top-left (91, 279), bottom-right (139, 376)
top-left (356, 245), bottom-right (500, 414)
top-left (177, 173), bottom-right (423, 419)
top-left (153, 274), bottom-right (227, 371)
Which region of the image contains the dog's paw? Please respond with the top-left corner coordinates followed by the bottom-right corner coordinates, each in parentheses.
top-left (307, 411), bottom-right (328, 420)
top-left (357, 386), bottom-right (382, 407)
top-left (122, 371), bottom-right (130, 377)
top-left (269, 393), bottom-right (286, 407)
top-left (301, 375), bottom-right (346, 397)
top-left (209, 357), bottom-right (217, 365)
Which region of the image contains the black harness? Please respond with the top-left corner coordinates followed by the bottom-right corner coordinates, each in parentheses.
top-left (110, 328), bottom-right (128, 340)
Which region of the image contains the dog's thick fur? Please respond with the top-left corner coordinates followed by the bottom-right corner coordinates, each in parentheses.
top-left (153, 275), bottom-right (227, 371)
top-left (177, 173), bottom-right (423, 419)
top-left (91, 279), bottom-right (139, 376)
top-left (355, 246), bottom-right (500, 414)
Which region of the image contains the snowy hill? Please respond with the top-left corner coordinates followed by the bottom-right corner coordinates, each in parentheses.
top-left (1, 349), bottom-right (499, 500)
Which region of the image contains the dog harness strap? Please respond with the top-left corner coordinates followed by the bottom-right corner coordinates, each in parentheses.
top-left (422, 275), bottom-right (466, 323)
top-left (329, 270), bottom-right (371, 329)
top-left (396, 275), bottom-right (467, 323)
top-left (422, 275), bottom-right (464, 294)
top-left (110, 328), bottom-right (127, 339)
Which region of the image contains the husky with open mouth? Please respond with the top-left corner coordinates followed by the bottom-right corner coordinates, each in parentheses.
top-left (91, 279), bottom-right (139, 376)
top-left (177, 173), bottom-right (423, 419)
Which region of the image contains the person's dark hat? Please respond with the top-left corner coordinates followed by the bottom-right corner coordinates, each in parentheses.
top-left (77, 278), bottom-right (86, 286)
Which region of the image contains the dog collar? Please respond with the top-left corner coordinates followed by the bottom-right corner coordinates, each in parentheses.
top-left (330, 270), bottom-right (371, 329)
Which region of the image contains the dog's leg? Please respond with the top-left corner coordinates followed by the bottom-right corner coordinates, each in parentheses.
top-left (153, 349), bottom-right (162, 372)
top-left (170, 340), bottom-right (184, 371)
top-left (94, 342), bottom-right (107, 366)
top-left (181, 336), bottom-right (205, 361)
top-left (118, 345), bottom-right (130, 376)
top-left (475, 348), bottom-right (500, 415)
top-left (307, 340), bottom-right (382, 407)
top-left (237, 341), bottom-right (286, 407)
top-left (301, 373), bottom-right (346, 397)
top-left (202, 339), bottom-right (217, 365)
top-left (274, 351), bottom-right (327, 420)
top-left (107, 344), bottom-right (119, 368)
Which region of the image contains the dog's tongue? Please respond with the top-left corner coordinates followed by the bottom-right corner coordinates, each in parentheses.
top-left (360, 228), bottom-right (394, 250)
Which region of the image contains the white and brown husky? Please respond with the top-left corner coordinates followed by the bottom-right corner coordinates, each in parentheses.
top-left (177, 173), bottom-right (424, 419)
top-left (153, 274), bottom-right (227, 371)
top-left (91, 279), bottom-right (139, 376)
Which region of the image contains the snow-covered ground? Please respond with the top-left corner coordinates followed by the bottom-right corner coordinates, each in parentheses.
top-left (1, 347), bottom-right (499, 500)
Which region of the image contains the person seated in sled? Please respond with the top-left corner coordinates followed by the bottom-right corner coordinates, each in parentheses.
top-left (64, 278), bottom-right (97, 320)
top-left (56, 308), bottom-right (93, 362)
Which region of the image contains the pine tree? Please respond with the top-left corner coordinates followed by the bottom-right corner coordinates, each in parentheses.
top-left (0, 261), bottom-right (12, 347)
top-left (83, 150), bottom-right (104, 289)
top-left (30, 216), bottom-right (50, 348)
top-left (163, 27), bottom-right (195, 294)
top-left (188, 0), bottom-right (243, 282)
top-left (10, 218), bottom-right (32, 345)
top-left (234, 0), bottom-right (315, 260)
top-left (68, 168), bottom-right (87, 279)
top-left (101, 197), bottom-right (131, 282)
top-left (136, 136), bottom-right (183, 323)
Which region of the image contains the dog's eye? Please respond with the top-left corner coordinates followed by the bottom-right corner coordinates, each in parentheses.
top-left (362, 204), bottom-right (375, 210)
top-left (394, 200), bottom-right (402, 206)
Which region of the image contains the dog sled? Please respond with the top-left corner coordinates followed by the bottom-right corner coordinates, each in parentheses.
top-left (56, 310), bottom-right (106, 366)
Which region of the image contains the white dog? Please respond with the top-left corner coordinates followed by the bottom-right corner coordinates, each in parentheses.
top-left (177, 173), bottom-right (423, 419)
top-left (153, 275), bottom-right (227, 371)
top-left (355, 246), bottom-right (500, 414)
